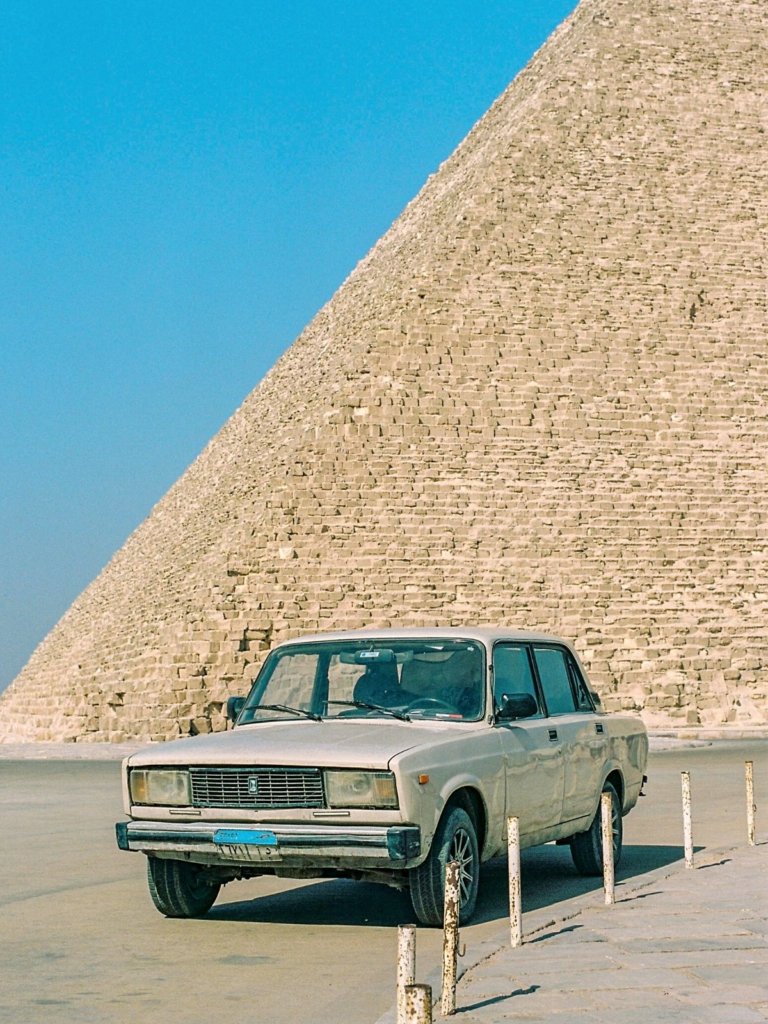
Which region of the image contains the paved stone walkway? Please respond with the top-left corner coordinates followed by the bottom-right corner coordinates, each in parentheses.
top-left (450, 843), bottom-right (767, 1023)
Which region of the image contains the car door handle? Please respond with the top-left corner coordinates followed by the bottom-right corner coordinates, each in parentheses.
top-left (595, 722), bottom-right (604, 735)
top-left (548, 729), bottom-right (558, 741)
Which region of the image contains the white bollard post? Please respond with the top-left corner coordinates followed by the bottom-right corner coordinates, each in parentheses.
top-left (396, 924), bottom-right (416, 1024)
top-left (746, 761), bottom-right (756, 847)
top-left (441, 860), bottom-right (460, 1016)
top-left (405, 984), bottom-right (432, 1024)
top-left (681, 770), bottom-right (694, 868)
top-left (507, 815), bottom-right (522, 946)
top-left (601, 790), bottom-right (615, 904)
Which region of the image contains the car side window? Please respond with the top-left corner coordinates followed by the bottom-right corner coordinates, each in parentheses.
top-left (567, 653), bottom-right (594, 711)
top-left (533, 646), bottom-right (577, 715)
top-left (493, 644), bottom-right (542, 716)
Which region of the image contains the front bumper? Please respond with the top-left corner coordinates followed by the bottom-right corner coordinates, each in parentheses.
top-left (115, 820), bottom-right (421, 868)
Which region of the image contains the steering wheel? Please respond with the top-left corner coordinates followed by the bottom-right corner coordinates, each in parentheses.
top-left (406, 697), bottom-right (459, 714)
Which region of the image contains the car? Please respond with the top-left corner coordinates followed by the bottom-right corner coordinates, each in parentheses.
top-left (115, 627), bottom-right (648, 926)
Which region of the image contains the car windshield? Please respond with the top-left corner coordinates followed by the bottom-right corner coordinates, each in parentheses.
top-left (238, 639), bottom-right (485, 723)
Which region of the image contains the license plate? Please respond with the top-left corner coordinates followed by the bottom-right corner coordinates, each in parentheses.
top-left (213, 828), bottom-right (278, 847)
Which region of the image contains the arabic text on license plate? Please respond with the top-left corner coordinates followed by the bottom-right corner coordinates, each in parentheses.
top-left (213, 829), bottom-right (278, 847)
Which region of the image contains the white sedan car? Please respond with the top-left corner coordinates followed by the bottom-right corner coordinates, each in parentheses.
top-left (116, 627), bottom-right (648, 925)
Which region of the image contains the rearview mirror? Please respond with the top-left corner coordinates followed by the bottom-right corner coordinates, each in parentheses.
top-left (496, 692), bottom-right (538, 721)
top-left (226, 696), bottom-right (246, 724)
top-left (339, 649), bottom-right (397, 665)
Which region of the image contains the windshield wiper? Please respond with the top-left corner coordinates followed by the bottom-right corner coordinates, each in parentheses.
top-left (253, 703), bottom-right (323, 722)
top-left (326, 700), bottom-right (411, 722)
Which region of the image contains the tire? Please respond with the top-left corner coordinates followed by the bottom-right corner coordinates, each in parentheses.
top-left (569, 781), bottom-right (623, 876)
top-left (409, 806), bottom-right (480, 927)
top-left (146, 856), bottom-right (221, 918)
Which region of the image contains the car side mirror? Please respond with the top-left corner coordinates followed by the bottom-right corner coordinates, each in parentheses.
top-left (496, 692), bottom-right (538, 721)
top-left (226, 696), bottom-right (246, 724)
top-left (590, 691), bottom-right (602, 707)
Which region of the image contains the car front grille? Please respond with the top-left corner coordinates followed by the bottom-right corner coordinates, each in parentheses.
top-left (189, 767), bottom-right (325, 809)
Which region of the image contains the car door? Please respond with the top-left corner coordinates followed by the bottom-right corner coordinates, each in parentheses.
top-left (492, 642), bottom-right (565, 838)
top-left (530, 644), bottom-right (608, 826)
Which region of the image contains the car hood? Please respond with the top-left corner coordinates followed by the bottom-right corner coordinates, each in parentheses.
top-left (125, 718), bottom-right (469, 770)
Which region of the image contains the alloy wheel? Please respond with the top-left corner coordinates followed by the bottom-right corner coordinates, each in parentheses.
top-left (449, 827), bottom-right (475, 904)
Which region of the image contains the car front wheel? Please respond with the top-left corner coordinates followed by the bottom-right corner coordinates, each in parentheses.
top-left (569, 781), bottom-right (622, 876)
top-left (409, 806), bottom-right (480, 926)
top-left (146, 856), bottom-right (221, 917)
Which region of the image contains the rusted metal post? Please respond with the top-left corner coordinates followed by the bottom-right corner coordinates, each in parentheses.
top-left (405, 984), bottom-right (432, 1023)
top-left (601, 790), bottom-right (615, 904)
top-left (441, 860), bottom-right (460, 1016)
top-left (507, 815), bottom-right (522, 946)
top-left (746, 761), bottom-right (756, 847)
top-left (681, 770), bottom-right (694, 868)
top-left (396, 924), bottom-right (416, 1024)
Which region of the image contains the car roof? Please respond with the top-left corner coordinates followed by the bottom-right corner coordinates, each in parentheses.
top-left (274, 626), bottom-right (572, 648)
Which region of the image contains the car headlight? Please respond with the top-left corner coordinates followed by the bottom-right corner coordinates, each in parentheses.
top-left (129, 769), bottom-right (191, 807)
top-left (324, 770), bottom-right (398, 809)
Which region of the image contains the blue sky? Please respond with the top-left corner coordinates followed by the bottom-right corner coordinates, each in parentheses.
top-left (0, 0), bottom-right (576, 691)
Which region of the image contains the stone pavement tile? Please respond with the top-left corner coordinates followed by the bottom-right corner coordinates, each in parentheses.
top-left (635, 1005), bottom-right (765, 1024)
top-left (483, 937), bottom-right (610, 962)
top-left (449, 986), bottom-right (673, 1023)
top-left (614, 936), bottom-right (766, 954)
top-left (653, 1008), bottom-right (768, 1024)
top-left (687, 964), bottom-right (768, 987)
top-left (675, 984), bottom-right (768, 1007)
top-left (459, 961), bottom-right (686, 996)
top-left (523, 922), bottom-right (604, 944)
top-left (617, 947), bottom-right (767, 970)
top-left (711, 904), bottom-right (768, 917)
top-left (475, 947), bottom-right (615, 976)
top-left (697, 904), bottom-right (768, 919)
top-left (587, 919), bottom-right (758, 942)
top-left (681, 890), bottom-right (766, 911)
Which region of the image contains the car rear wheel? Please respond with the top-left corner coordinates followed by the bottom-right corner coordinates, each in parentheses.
top-left (570, 781), bottom-right (622, 876)
top-left (147, 856), bottom-right (221, 917)
top-left (409, 806), bottom-right (479, 926)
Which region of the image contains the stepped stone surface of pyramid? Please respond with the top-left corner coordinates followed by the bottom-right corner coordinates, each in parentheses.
top-left (2, 0), bottom-right (767, 742)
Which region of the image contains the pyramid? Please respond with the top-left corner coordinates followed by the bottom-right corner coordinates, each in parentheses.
top-left (2, 0), bottom-right (767, 742)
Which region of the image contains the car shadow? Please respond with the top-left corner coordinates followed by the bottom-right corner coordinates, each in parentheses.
top-left (209, 876), bottom-right (414, 926)
top-left (207, 841), bottom-right (686, 928)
